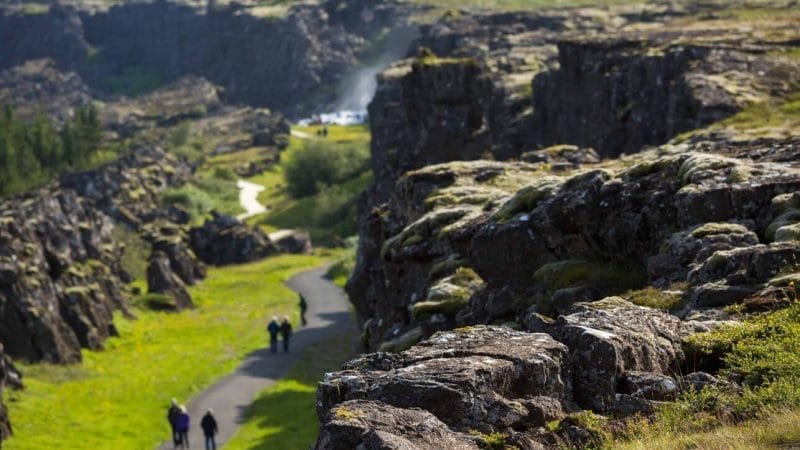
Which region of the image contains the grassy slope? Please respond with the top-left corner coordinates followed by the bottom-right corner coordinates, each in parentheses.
top-left (5, 254), bottom-right (324, 450)
top-left (225, 330), bottom-right (357, 450)
top-left (614, 410), bottom-right (800, 449)
top-left (246, 124), bottom-right (371, 244)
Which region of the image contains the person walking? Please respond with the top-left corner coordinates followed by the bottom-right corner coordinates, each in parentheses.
top-left (280, 316), bottom-right (293, 353)
top-left (167, 399), bottom-right (181, 449)
top-left (200, 409), bottom-right (218, 450)
top-left (299, 294), bottom-right (308, 326)
top-left (176, 405), bottom-right (191, 449)
top-left (267, 316), bottom-right (280, 354)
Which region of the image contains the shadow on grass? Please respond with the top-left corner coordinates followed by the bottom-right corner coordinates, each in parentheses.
top-left (232, 328), bottom-right (359, 450)
top-left (237, 378), bottom-right (320, 450)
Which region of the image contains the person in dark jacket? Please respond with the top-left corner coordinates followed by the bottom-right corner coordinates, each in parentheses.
top-left (167, 399), bottom-right (181, 449)
top-left (299, 295), bottom-right (308, 326)
top-left (175, 406), bottom-right (190, 449)
top-left (200, 409), bottom-right (218, 450)
top-left (267, 316), bottom-right (280, 354)
top-left (280, 316), bottom-right (293, 353)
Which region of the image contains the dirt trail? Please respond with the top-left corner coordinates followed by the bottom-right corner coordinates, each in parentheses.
top-left (157, 265), bottom-right (354, 449)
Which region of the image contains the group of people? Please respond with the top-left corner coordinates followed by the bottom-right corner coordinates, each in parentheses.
top-left (266, 294), bottom-right (308, 353)
top-left (166, 295), bottom-right (310, 448)
top-left (167, 400), bottom-right (218, 450)
top-left (267, 316), bottom-right (294, 353)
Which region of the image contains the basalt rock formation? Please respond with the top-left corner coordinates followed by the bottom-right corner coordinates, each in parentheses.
top-left (189, 212), bottom-right (278, 265)
top-left (0, 59), bottom-right (92, 124)
top-left (0, 345), bottom-right (12, 444)
top-left (0, 141), bottom-right (199, 363)
top-left (0, 188), bottom-right (128, 363)
top-left (0, 0), bottom-right (421, 116)
top-left (327, 2), bottom-right (800, 448)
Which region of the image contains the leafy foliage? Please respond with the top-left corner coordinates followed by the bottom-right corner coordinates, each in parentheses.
top-left (0, 105), bottom-right (105, 196)
top-left (283, 139), bottom-right (369, 198)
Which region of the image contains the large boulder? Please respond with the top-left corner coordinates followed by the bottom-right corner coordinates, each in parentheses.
top-left (268, 229), bottom-right (314, 255)
top-left (525, 298), bottom-right (689, 411)
top-left (146, 251), bottom-right (193, 311)
top-left (0, 190), bottom-right (130, 363)
top-left (314, 400), bottom-right (480, 450)
top-left (189, 213), bottom-right (278, 265)
top-left (317, 326), bottom-right (571, 446)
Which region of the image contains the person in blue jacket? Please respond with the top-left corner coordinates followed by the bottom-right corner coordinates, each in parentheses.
top-left (175, 406), bottom-right (190, 449)
top-left (267, 316), bottom-right (280, 354)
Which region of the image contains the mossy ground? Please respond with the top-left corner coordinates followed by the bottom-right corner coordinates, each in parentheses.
top-left (224, 329), bottom-right (357, 450)
top-left (5, 254), bottom-right (324, 450)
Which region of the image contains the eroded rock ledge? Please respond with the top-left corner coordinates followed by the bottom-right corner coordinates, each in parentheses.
top-left (316, 308), bottom-right (724, 449)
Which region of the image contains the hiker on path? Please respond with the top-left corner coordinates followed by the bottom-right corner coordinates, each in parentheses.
top-left (299, 294), bottom-right (308, 326)
top-left (176, 406), bottom-right (190, 449)
top-left (267, 316), bottom-right (280, 354)
top-left (200, 409), bottom-right (218, 450)
top-left (167, 399), bottom-right (181, 449)
top-left (280, 316), bottom-right (293, 353)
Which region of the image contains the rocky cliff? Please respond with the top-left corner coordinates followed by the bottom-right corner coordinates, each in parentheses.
top-left (0, 0), bottom-right (419, 116)
top-left (351, 1), bottom-right (800, 351)
top-left (325, 2), bottom-right (800, 448)
top-left (0, 143), bottom-right (197, 364)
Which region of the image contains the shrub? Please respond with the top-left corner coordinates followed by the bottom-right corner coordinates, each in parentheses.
top-left (212, 166), bottom-right (236, 181)
top-left (283, 140), bottom-right (369, 198)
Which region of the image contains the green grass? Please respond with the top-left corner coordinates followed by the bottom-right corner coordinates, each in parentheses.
top-left (246, 125), bottom-right (371, 245)
top-left (407, 0), bottom-right (646, 19)
top-left (161, 172), bottom-right (244, 225)
top-left (225, 329), bottom-right (357, 450)
top-left (624, 284), bottom-right (688, 311)
top-left (612, 408), bottom-right (800, 450)
top-left (605, 300), bottom-right (800, 449)
top-left (325, 238), bottom-right (357, 288)
top-left (5, 254), bottom-right (325, 450)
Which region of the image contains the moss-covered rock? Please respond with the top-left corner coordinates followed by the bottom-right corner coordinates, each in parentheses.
top-left (491, 176), bottom-right (563, 222)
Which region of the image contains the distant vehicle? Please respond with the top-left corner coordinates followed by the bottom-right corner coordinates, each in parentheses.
top-left (297, 110), bottom-right (368, 126)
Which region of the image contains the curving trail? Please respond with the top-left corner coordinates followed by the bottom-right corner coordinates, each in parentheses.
top-left (236, 179), bottom-right (267, 220)
top-left (157, 265), bottom-right (354, 449)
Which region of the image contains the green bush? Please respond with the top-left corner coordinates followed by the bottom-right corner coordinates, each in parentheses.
top-left (283, 140), bottom-right (369, 198)
top-left (212, 166), bottom-right (236, 181)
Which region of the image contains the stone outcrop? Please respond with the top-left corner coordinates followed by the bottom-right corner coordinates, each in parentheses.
top-left (525, 298), bottom-right (689, 412)
top-left (323, 2), bottom-right (800, 448)
top-left (0, 189), bottom-right (128, 363)
top-left (317, 326), bottom-right (570, 448)
top-left (350, 142), bottom-right (800, 352)
top-left (146, 251), bottom-right (193, 311)
top-left (530, 34), bottom-right (800, 157)
top-left (0, 345), bottom-right (12, 445)
top-left (0, 0), bottom-right (421, 116)
top-left (0, 58), bottom-right (92, 124)
top-left (100, 76), bottom-right (224, 137)
top-left (268, 229), bottom-right (314, 255)
top-left (317, 322), bottom-right (715, 447)
top-left (189, 213), bottom-right (277, 265)
top-left (60, 147), bottom-right (192, 225)
top-left (315, 400), bottom-right (480, 450)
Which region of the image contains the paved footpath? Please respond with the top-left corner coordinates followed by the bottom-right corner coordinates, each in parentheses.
top-left (236, 179), bottom-right (267, 220)
top-left (157, 265), bottom-right (354, 449)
